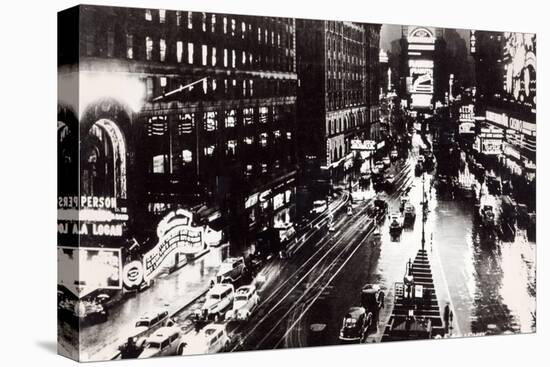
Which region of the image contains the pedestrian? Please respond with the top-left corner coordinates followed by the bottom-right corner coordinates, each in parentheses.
top-left (443, 302), bottom-right (450, 333)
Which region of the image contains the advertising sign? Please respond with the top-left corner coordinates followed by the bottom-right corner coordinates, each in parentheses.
top-left (481, 139), bottom-right (503, 155)
top-left (410, 68), bottom-right (433, 94)
top-left (58, 246), bottom-right (122, 298)
top-left (58, 196), bottom-right (128, 238)
top-left (351, 139), bottom-right (376, 151)
top-left (143, 209), bottom-right (206, 282)
top-left (503, 32), bottom-right (536, 108)
top-left (122, 260), bottom-right (144, 289)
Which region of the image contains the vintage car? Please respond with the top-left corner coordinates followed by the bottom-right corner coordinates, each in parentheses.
top-left (338, 307), bottom-right (372, 343)
top-left (137, 326), bottom-right (186, 359)
top-left (225, 285), bottom-right (260, 322)
top-left (213, 257), bottom-right (247, 285)
top-left (183, 324), bottom-right (230, 355)
top-left (195, 283), bottom-right (234, 322)
top-left (131, 310), bottom-right (170, 340)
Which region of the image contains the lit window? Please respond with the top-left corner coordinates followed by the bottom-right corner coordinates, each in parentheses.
top-left (278, 34), bottom-right (281, 47)
top-left (211, 47), bottom-right (217, 66)
top-left (225, 110), bottom-right (236, 128)
top-left (241, 22), bottom-right (246, 39)
top-left (145, 9), bottom-right (152, 21)
top-left (176, 11), bottom-right (181, 26)
top-left (212, 79), bottom-right (217, 91)
top-left (274, 130), bottom-right (281, 138)
top-left (153, 155), bottom-right (165, 173)
top-left (287, 131), bottom-right (292, 139)
top-left (187, 11), bottom-right (193, 29)
top-left (181, 150), bottom-right (192, 163)
top-left (145, 37), bottom-right (153, 61)
top-left (260, 133), bottom-right (268, 147)
top-left (205, 112), bottom-right (217, 131)
top-left (271, 31), bottom-right (275, 45)
top-left (211, 14), bottom-right (216, 32)
top-left (187, 43), bottom-right (194, 64)
top-left (202, 79), bottom-right (208, 94)
top-left (242, 51), bottom-right (246, 66)
top-left (223, 17), bottom-right (227, 34)
top-left (259, 107), bottom-right (268, 123)
top-left (159, 9), bottom-right (166, 24)
top-left (126, 34), bottom-right (133, 59)
top-left (249, 80), bottom-right (253, 96)
top-left (204, 145), bottom-right (215, 156)
top-left (242, 80), bottom-right (247, 96)
top-left (159, 39), bottom-right (166, 62)
top-left (231, 19), bottom-right (236, 36)
top-left (223, 49), bottom-right (228, 67)
top-left (160, 77), bottom-right (167, 87)
top-left (243, 108), bottom-right (254, 125)
top-left (261, 163), bottom-right (268, 173)
top-left (258, 27), bottom-right (261, 42)
top-left (227, 140), bottom-right (237, 156)
top-left (265, 29), bottom-right (268, 43)
top-left (231, 50), bottom-right (236, 68)
top-left (244, 136), bottom-right (254, 145)
top-left (202, 45), bottom-right (208, 66)
top-left (176, 41), bottom-right (183, 63)
top-left (202, 12), bottom-right (206, 32)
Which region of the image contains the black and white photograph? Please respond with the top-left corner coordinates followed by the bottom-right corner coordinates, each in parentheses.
top-left (56, 3), bottom-right (536, 362)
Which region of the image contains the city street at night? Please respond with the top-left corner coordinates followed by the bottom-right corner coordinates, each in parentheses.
top-left (57, 6), bottom-right (536, 362)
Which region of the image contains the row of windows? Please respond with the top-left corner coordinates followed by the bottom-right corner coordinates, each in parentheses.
top-left (141, 9), bottom-right (294, 50)
top-left (145, 106), bottom-right (294, 137)
top-left (83, 32), bottom-right (295, 74)
top-left (145, 75), bottom-right (296, 101)
top-left (150, 132), bottom-right (293, 175)
top-left (327, 112), bottom-right (365, 136)
top-left (327, 90), bottom-right (366, 111)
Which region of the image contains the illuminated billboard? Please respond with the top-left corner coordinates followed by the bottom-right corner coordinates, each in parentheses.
top-left (503, 32), bottom-right (536, 109)
top-left (58, 246), bottom-right (122, 298)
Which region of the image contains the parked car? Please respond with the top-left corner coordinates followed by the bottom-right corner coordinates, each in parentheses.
top-left (225, 285), bottom-right (260, 322)
top-left (195, 284), bottom-right (234, 322)
top-left (338, 307), bottom-right (372, 343)
top-left (137, 326), bottom-right (186, 358)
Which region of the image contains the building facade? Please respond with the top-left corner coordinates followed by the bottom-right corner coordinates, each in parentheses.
top-left (471, 31), bottom-right (536, 184)
top-left (59, 5), bottom-right (300, 257)
top-left (296, 20), bottom-right (378, 194)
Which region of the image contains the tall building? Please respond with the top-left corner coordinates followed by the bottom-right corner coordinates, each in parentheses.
top-left (399, 26), bottom-right (445, 111)
top-left (296, 20), bottom-right (376, 196)
top-left (58, 5), bottom-right (299, 254)
top-left (471, 30), bottom-right (536, 182)
top-left (365, 24), bottom-right (382, 140)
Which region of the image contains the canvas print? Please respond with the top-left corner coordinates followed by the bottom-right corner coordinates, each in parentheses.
top-left (57, 4), bottom-right (536, 362)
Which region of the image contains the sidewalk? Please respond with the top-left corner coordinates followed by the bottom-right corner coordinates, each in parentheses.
top-left (76, 247), bottom-right (226, 361)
